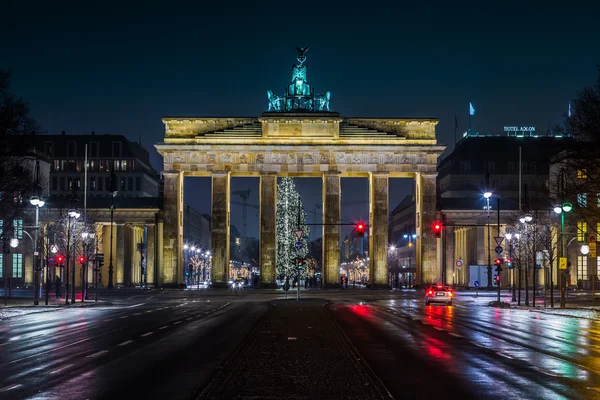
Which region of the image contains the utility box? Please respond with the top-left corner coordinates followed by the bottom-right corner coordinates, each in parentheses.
top-left (468, 265), bottom-right (490, 287)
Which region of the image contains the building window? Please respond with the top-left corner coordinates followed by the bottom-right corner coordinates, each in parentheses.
top-left (577, 169), bottom-right (587, 179)
top-left (60, 177), bottom-right (65, 191)
top-left (122, 160), bottom-right (128, 171)
top-left (128, 177), bottom-right (133, 191)
top-left (460, 161), bottom-right (471, 172)
top-left (508, 162), bottom-right (515, 173)
top-left (90, 142), bottom-right (98, 157)
top-left (52, 177), bottom-right (57, 191)
top-left (76, 160), bottom-right (82, 172)
top-left (91, 177), bottom-right (96, 191)
top-left (460, 180), bottom-right (470, 189)
top-left (45, 141), bottom-right (53, 157)
top-left (98, 177), bottom-right (103, 191)
top-left (529, 162), bottom-right (536, 172)
top-left (135, 177), bottom-right (141, 191)
top-left (486, 162), bottom-right (495, 173)
top-left (12, 254), bottom-right (23, 278)
top-left (13, 219), bottom-right (23, 239)
top-left (577, 221), bottom-right (587, 242)
top-left (120, 178), bottom-right (126, 191)
top-left (129, 160), bottom-right (135, 171)
top-left (574, 192), bottom-right (584, 206)
top-left (67, 141), bottom-right (76, 157)
top-left (112, 142), bottom-right (122, 157)
top-left (577, 255), bottom-right (587, 281)
top-left (106, 177), bottom-right (111, 192)
top-left (67, 160), bottom-right (76, 172)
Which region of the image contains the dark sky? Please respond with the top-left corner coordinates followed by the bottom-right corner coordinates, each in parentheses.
top-left (3, 1), bottom-right (599, 240)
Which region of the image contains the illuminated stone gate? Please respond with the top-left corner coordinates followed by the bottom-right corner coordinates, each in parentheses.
top-left (155, 49), bottom-right (444, 288)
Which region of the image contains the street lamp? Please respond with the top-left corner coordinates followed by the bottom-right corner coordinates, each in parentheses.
top-left (519, 214), bottom-right (533, 305)
top-left (505, 232), bottom-right (518, 302)
top-left (66, 209), bottom-right (80, 304)
top-left (554, 201), bottom-right (572, 308)
top-left (9, 238), bottom-right (19, 248)
top-left (483, 191), bottom-right (493, 288)
top-left (30, 196), bottom-right (45, 305)
top-left (580, 244), bottom-right (590, 255)
top-left (81, 231), bottom-right (94, 301)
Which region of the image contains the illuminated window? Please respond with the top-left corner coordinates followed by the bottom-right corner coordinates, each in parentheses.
top-left (577, 169), bottom-right (587, 179)
top-left (13, 219), bottom-right (23, 239)
top-left (577, 221), bottom-right (587, 242)
top-left (12, 254), bottom-right (22, 278)
top-left (578, 193), bottom-right (588, 207)
top-left (598, 223), bottom-right (600, 241)
top-left (577, 256), bottom-right (587, 281)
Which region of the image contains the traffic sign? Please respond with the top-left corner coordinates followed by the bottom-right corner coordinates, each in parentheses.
top-left (559, 257), bottom-right (567, 270)
top-left (456, 259), bottom-right (463, 267)
top-left (494, 236), bottom-right (504, 246)
top-left (590, 235), bottom-right (596, 243)
top-left (295, 241), bottom-right (304, 251)
top-left (474, 281), bottom-right (480, 288)
top-left (495, 245), bottom-right (503, 255)
top-left (293, 230), bottom-right (304, 240)
top-left (590, 242), bottom-right (597, 258)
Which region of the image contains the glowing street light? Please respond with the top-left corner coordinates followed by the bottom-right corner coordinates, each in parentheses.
top-left (581, 244), bottom-right (590, 255)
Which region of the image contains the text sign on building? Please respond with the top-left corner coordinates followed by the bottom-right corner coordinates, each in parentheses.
top-left (503, 126), bottom-right (536, 135)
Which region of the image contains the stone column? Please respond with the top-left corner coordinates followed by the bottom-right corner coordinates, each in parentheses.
top-left (147, 224), bottom-right (155, 287)
top-left (162, 172), bottom-right (184, 287)
top-left (123, 225), bottom-right (132, 287)
top-left (116, 224), bottom-right (125, 286)
top-left (322, 171), bottom-right (340, 287)
top-left (157, 217), bottom-right (164, 287)
top-left (260, 173), bottom-right (277, 288)
top-left (415, 173), bottom-right (438, 286)
top-left (369, 172), bottom-right (389, 288)
top-left (211, 171), bottom-right (230, 288)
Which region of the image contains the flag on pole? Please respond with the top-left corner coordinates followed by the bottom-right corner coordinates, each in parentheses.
top-left (455, 115), bottom-right (459, 128)
top-left (568, 102), bottom-right (572, 117)
top-left (469, 102), bottom-right (475, 116)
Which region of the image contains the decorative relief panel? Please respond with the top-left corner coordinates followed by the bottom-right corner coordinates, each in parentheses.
top-left (240, 153), bottom-right (249, 164)
top-left (256, 153), bottom-right (265, 164)
top-left (173, 153), bottom-right (185, 163)
top-left (303, 153), bottom-right (314, 164)
top-left (207, 153), bottom-right (217, 164)
top-left (223, 153), bottom-right (233, 163)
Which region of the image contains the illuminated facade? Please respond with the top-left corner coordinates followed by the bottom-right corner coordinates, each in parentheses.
top-left (156, 49), bottom-right (444, 288)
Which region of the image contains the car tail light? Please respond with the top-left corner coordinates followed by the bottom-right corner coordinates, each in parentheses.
top-left (428, 290), bottom-right (433, 295)
top-left (437, 284), bottom-right (443, 288)
top-left (448, 292), bottom-right (453, 297)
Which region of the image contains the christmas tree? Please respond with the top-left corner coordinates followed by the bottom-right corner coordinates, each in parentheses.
top-left (276, 177), bottom-right (310, 279)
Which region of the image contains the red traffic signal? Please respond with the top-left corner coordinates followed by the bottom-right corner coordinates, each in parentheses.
top-left (56, 255), bottom-right (64, 264)
top-left (356, 223), bottom-right (365, 237)
top-left (78, 256), bottom-right (86, 264)
top-left (495, 258), bottom-right (503, 265)
top-left (433, 222), bottom-right (442, 237)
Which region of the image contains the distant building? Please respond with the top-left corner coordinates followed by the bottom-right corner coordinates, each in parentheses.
top-left (37, 131), bottom-right (159, 199)
top-left (388, 195), bottom-right (416, 287)
top-left (438, 133), bottom-right (570, 288)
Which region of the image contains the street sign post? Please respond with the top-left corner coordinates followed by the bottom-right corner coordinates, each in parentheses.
top-left (559, 257), bottom-right (567, 270)
top-left (494, 245), bottom-right (503, 255)
top-left (494, 236), bottom-right (504, 246)
top-left (474, 280), bottom-right (479, 298)
top-left (295, 241), bottom-right (304, 251)
top-left (293, 230), bottom-right (304, 241)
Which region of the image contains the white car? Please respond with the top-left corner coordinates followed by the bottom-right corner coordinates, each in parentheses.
top-left (425, 284), bottom-right (454, 306)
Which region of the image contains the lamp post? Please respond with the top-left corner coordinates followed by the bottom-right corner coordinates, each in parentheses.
top-left (68, 209), bottom-right (80, 304)
top-left (30, 196), bottom-right (45, 305)
top-left (81, 231), bottom-right (94, 301)
top-left (108, 186), bottom-right (117, 289)
top-left (46, 242), bottom-right (57, 305)
top-left (519, 214), bottom-right (533, 305)
top-left (505, 232), bottom-right (519, 302)
top-left (484, 191), bottom-right (493, 288)
top-left (553, 201), bottom-right (571, 308)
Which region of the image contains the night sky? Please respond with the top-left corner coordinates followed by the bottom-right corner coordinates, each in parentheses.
top-left (3, 1), bottom-right (599, 240)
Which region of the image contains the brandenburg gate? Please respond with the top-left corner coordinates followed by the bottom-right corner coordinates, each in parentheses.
top-left (155, 48), bottom-right (444, 288)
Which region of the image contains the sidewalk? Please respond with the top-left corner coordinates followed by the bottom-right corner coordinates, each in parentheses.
top-left (0, 292), bottom-right (109, 320)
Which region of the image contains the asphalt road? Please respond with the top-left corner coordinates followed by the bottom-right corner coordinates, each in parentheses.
top-left (2, 288), bottom-right (600, 399)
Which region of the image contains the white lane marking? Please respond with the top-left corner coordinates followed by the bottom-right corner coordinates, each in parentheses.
top-left (9, 336), bottom-right (21, 341)
top-left (86, 350), bottom-right (109, 358)
top-left (0, 384), bottom-right (22, 392)
top-left (49, 364), bottom-right (73, 374)
top-left (454, 304), bottom-right (467, 309)
top-left (125, 303), bottom-right (145, 308)
top-left (433, 327), bottom-right (444, 331)
top-left (119, 316), bottom-right (128, 319)
top-left (0, 343), bottom-right (8, 347)
top-left (146, 296), bottom-right (154, 300)
top-left (173, 321), bottom-right (182, 325)
top-left (145, 310), bottom-right (153, 313)
top-left (133, 313), bottom-right (141, 316)
top-left (532, 366), bottom-right (559, 376)
top-left (411, 317), bottom-right (419, 321)
top-left (103, 319), bottom-right (112, 322)
top-left (159, 325), bottom-right (169, 330)
top-left (6, 326), bottom-right (126, 366)
top-left (449, 332), bottom-right (463, 338)
top-left (469, 340), bottom-right (485, 348)
top-left (186, 317), bottom-right (193, 321)
top-left (497, 352), bottom-right (513, 359)
top-left (118, 340), bottom-right (134, 346)
top-left (421, 321), bottom-right (430, 325)
top-left (141, 332), bottom-right (154, 337)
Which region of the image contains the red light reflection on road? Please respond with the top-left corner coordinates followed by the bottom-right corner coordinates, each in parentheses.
top-left (350, 304), bottom-right (371, 318)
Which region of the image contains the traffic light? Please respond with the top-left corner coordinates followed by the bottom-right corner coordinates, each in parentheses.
top-left (495, 258), bottom-right (503, 273)
top-left (297, 258), bottom-right (304, 269)
top-left (433, 222), bottom-right (442, 238)
top-left (494, 275), bottom-right (500, 284)
top-left (356, 223), bottom-right (365, 238)
top-left (78, 255), bottom-right (86, 264)
top-left (56, 254), bottom-right (64, 264)
top-left (506, 258), bottom-right (513, 268)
